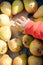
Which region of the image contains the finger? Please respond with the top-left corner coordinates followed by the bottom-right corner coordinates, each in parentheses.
top-left (20, 16), bottom-right (27, 22)
top-left (15, 18), bottom-right (24, 28)
top-left (16, 22), bottom-right (21, 26)
top-left (16, 20), bottom-right (25, 27)
top-left (15, 19), bottom-right (23, 24)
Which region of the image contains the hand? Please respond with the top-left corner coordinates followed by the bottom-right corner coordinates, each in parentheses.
top-left (15, 16), bottom-right (31, 29)
top-left (10, 16), bottom-right (33, 30)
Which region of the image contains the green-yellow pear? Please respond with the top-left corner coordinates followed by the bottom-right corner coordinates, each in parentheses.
top-left (22, 35), bottom-right (34, 48)
top-left (29, 39), bottom-right (43, 56)
top-left (28, 56), bottom-right (43, 65)
top-left (13, 54), bottom-right (27, 65)
top-left (12, 0), bottom-right (24, 15)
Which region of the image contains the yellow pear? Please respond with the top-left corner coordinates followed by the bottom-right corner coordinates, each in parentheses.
top-left (0, 40), bottom-right (8, 54)
top-left (33, 5), bottom-right (43, 18)
top-left (0, 26), bottom-right (11, 42)
top-left (23, 0), bottom-right (38, 13)
top-left (8, 38), bottom-right (23, 53)
top-left (0, 54), bottom-right (12, 65)
top-left (0, 14), bottom-right (10, 27)
top-left (34, 17), bottom-right (43, 22)
top-left (1, 1), bottom-right (11, 17)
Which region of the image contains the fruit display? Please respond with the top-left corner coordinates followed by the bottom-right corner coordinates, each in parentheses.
top-left (13, 54), bottom-right (27, 65)
top-left (0, 14), bottom-right (10, 27)
top-left (28, 56), bottom-right (43, 65)
top-left (12, 0), bottom-right (24, 15)
top-left (0, 0), bottom-right (43, 65)
top-left (8, 38), bottom-right (23, 53)
top-left (0, 1), bottom-right (11, 17)
top-left (23, 0), bottom-right (38, 13)
top-left (0, 40), bottom-right (8, 54)
top-left (0, 26), bottom-right (11, 42)
top-left (33, 5), bottom-right (43, 18)
top-left (0, 54), bottom-right (12, 65)
top-left (29, 39), bottom-right (43, 56)
top-left (22, 35), bottom-right (34, 48)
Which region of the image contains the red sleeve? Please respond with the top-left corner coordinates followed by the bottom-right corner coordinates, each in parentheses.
top-left (24, 21), bottom-right (43, 40)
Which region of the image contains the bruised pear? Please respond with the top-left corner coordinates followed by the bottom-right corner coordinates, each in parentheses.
top-left (1, 1), bottom-right (11, 17)
top-left (0, 40), bottom-right (8, 54)
top-left (34, 17), bottom-right (43, 22)
top-left (0, 26), bottom-right (11, 42)
top-left (13, 54), bottom-right (27, 65)
top-left (0, 14), bottom-right (10, 27)
top-left (33, 5), bottom-right (43, 18)
top-left (22, 35), bottom-right (34, 48)
top-left (23, 0), bottom-right (38, 13)
top-left (8, 38), bottom-right (23, 53)
top-left (28, 56), bottom-right (43, 65)
top-left (29, 39), bottom-right (43, 56)
top-left (0, 54), bottom-right (12, 65)
top-left (12, 0), bottom-right (24, 15)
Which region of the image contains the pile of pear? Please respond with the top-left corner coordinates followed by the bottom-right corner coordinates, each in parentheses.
top-left (0, 0), bottom-right (43, 22)
top-left (0, 14), bottom-right (11, 54)
top-left (0, 0), bottom-right (24, 17)
top-left (0, 0), bottom-right (43, 65)
top-left (0, 0), bottom-right (38, 16)
top-left (0, 13), bottom-right (23, 54)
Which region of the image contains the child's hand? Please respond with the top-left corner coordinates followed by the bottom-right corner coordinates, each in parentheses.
top-left (15, 16), bottom-right (31, 29)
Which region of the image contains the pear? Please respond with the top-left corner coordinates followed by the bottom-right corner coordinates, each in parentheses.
top-left (0, 40), bottom-right (8, 54)
top-left (12, 0), bottom-right (24, 15)
top-left (28, 56), bottom-right (43, 65)
top-left (0, 54), bottom-right (12, 65)
top-left (23, 0), bottom-right (38, 13)
top-left (8, 38), bottom-right (23, 53)
top-left (0, 26), bottom-right (11, 42)
top-left (34, 17), bottom-right (43, 22)
top-left (0, 14), bottom-right (10, 27)
top-left (22, 35), bottom-right (34, 48)
top-left (29, 39), bottom-right (43, 56)
top-left (13, 54), bottom-right (27, 65)
top-left (1, 1), bottom-right (11, 17)
top-left (33, 5), bottom-right (43, 18)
